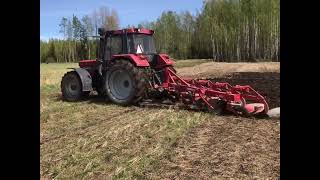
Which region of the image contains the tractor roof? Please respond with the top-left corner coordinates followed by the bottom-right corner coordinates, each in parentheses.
top-left (99, 28), bottom-right (154, 36)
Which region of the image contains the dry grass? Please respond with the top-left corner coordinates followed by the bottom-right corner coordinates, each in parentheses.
top-left (150, 116), bottom-right (280, 179)
top-left (177, 61), bottom-right (280, 79)
top-left (173, 59), bottom-right (212, 69)
top-left (40, 63), bottom-right (78, 87)
top-left (41, 94), bottom-right (211, 179)
top-left (40, 60), bottom-right (280, 179)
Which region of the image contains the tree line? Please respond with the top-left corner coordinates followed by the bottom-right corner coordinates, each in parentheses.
top-left (40, 6), bottom-right (119, 63)
top-left (40, 0), bottom-right (280, 63)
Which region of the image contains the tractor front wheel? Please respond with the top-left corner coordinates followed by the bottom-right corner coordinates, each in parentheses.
top-left (61, 71), bottom-right (89, 101)
top-left (105, 60), bottom-right (147, 105)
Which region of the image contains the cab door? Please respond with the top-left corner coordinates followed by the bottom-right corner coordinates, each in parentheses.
top-left (104, 34), bottom-right (123, 65)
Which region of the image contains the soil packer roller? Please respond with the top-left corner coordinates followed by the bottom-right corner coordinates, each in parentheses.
top-left (61, 28), bottom-right (269, 116)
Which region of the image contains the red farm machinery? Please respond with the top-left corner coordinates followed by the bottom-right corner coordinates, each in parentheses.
top-left (61, 28), bottom-right (269, 117)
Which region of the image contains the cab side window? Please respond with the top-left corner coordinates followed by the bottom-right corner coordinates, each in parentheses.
top-left (105, 36), bottom-right (111, 60)
top-left (110, 35), bottom-right (122, 55)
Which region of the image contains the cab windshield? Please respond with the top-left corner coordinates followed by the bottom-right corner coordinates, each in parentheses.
top-left (127, 34), bottom-right (156, 54)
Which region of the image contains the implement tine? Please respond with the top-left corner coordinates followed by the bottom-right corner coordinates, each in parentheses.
top-left (165, 67), bottom-right (269, 116)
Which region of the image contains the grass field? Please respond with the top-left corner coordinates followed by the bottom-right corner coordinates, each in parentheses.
top-left (40, 60), bottom-right (280, 179)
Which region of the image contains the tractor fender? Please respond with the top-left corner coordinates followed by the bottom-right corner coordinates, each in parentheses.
top-left (111, 54), bottom-right (150, 67)
top-left (155, 54), bottom-right (175, 69)
top-left (71, 68), bottom-right (93, 91)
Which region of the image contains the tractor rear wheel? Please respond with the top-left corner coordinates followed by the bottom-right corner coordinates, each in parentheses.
top-left (61, 71), bottom-right (89, 101)
top-left (105, 60), bottom-right (147, 105)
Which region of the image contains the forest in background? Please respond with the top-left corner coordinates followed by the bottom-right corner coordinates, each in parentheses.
top-left (40, 0), bottom-right (279, 63)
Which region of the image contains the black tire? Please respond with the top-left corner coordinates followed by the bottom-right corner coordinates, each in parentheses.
top-left (97, 89), bottom-right (106, 97)
top-left (61, 71), bottom-right (89, 101)
top-left (105, 60), bottom-right (147, 105)
top-left (94, 73), bottom-right (106, 97)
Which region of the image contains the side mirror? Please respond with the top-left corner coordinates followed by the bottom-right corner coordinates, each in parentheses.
top-left (98, 28), bottom-right (105, 35)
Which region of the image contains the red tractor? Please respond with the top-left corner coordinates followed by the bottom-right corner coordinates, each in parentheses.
top-left (61, 28), bottom-right (269, 116)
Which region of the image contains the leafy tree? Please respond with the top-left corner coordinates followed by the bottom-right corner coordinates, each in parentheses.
top-left (40, 1), bottom-right (280, 63)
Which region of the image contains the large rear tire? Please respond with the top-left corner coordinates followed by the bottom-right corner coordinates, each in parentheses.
top-left (61, 71), bottom-right (89, 101)
top-left (105, 60), bottom-right (147, 105)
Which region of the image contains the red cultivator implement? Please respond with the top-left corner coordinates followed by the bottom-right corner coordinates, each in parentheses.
top-left (146, 67), bottom-right (269, 116)
top-left (61, 28), bottom-right (269, 117)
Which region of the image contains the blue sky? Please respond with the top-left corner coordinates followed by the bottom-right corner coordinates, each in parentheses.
top-left (40, 0), bottom-right (204, 41)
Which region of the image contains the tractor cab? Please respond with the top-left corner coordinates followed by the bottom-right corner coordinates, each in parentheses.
top-left (98, 28), bottom-right (158, 67)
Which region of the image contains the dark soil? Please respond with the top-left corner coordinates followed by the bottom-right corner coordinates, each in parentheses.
top-left (208, 72), bottom-right (280, 109)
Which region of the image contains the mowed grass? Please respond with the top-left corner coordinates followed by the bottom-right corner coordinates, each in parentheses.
top-left (40, 60), bottom-right (279, 179)
top-left (40, 59), bottom-right (213, 179)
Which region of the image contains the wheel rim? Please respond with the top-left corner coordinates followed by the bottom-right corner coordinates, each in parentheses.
top-left (108, 69), bottom-right (133, 100)
top-left (65, 75), bottom-right (80, 96)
